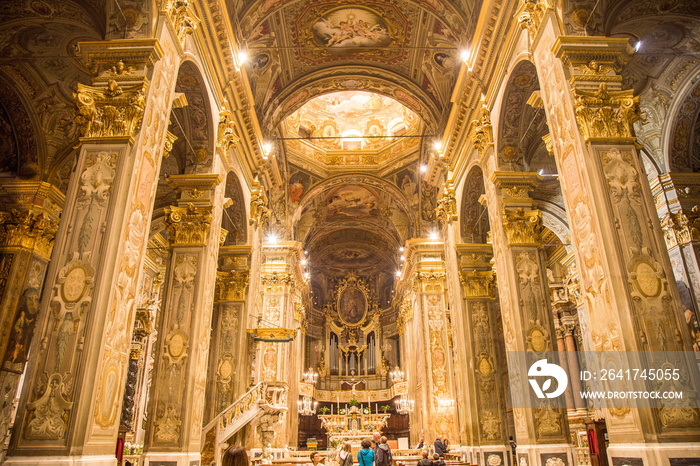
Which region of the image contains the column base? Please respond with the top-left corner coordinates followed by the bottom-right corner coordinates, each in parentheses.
top-left (3, 455), bottom-right (117, 465)
top-left (515, 443), bottom-right (574, 466)
top-left (606, 442), bottom-right (700, 465)
top-left (142, 451), bottom-right (201, 466)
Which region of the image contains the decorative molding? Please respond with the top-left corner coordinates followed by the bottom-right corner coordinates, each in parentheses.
top-left (164, 203), bottom-right (213, 246)
top-left (249, 183), bottom-right (271, 228)
top-left (160, 0), bottom-right (199, 51)
top-left (516, 0), bottom-right (551, 43)
top-left (162, 131), bottom-right (177, 159)
top-left (436, 186), bottom-right (458, 227)
top-left (553, 37), bottom-right (633, 91)
top-left (491, 171), bottom-right (541, 201)
top-left (502, 207), bottom-right (543, 246)
top-left (396, 297), bottom-right (413, 334)
top-left (218, 105), bottom-right (241, 152)
top-left (471, 105), bottom-right (493, 154)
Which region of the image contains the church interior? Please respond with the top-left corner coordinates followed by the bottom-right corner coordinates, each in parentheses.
top-left (0, 0), bottom-right (700, 465)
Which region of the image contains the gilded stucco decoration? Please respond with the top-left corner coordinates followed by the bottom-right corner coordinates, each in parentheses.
top-left (165, 203), bottom-right (213, 246)
top-left (0, 210), bottom-right (58, 260)
top-left (74, 80), bottom-right (148, 139)
top-left (161, 0), bottom-right (199, 50)
top-left (334, 273), bottom-right (372, 328)
top-left (502, 208), bottom-right (544, 246)
top-left (573, 83), bottom-right (640, 143)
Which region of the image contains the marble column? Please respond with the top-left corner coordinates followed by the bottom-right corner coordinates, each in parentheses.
top-left (480, 167), bottom-right (572, 465)
top-left (396, 239), bottom-right (460, 443)
top-left (253, 241), bottom-right (309, 448)
top-left (142, 174), bottom-right (224, 466)
top-left (526, 4), bottom-right (700, 461)
top-left (455, 244), bottom-right (509, 465)
top-left (5, 35), bottom-right (180, 465)
top-left (0, 182), bottom-right (63, 457)
top-left (203, 246), bottom-right (251, 423)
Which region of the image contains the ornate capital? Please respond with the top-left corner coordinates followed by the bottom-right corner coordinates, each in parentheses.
top-left (516, 0), bottom-right (551, 42)
top-left (414, 271), bottom-right (446, 293)
top-left (573, 83), bottom-right (640, 143)
top-left (436, 186), bottom-right (457, 227)
top-left (471, 105), bottom-right (493, 154)
top-left (261, 272), bottom-right (294, 293)
top-left (164, 203), bottom-right (212, 247)
top-left (0, 210), bottom-right (59, 259)
top-left (249, 184), bottom-right (271, 228)
top-left (216, 270), bottom-right (249, 302)
top-left (161, 0), bottom-right (199, 50)
top-left (542, 133), bottom-right (554, 156)
top-left (502, 207), bottom-right (543, 246)
top-left (74, 79), bottom-right (148, 140)
top-left (459, 270), bottom-right (495, 299)
top-left (218, 106), bottom-right (241, 152)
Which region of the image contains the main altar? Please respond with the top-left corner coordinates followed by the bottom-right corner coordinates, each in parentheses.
top-left (318, 406), bottom-right (391, 447)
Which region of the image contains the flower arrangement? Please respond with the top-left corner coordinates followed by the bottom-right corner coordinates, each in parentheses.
top-left (381, 405), bottom-right (391, 413)
top-left (319, 406), bottom-right (329, 414)
top-left (339, 408), bottom-right (346, 414)
top-left (122, 442), bottom-right (144, 455)
top-left (362, 407), bottom-right (370, 414)
top-left (348, 398), bottom-right (359, 407)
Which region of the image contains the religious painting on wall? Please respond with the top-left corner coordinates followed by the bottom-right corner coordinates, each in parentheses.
top-left (338, 285), bottom-right (368, 326)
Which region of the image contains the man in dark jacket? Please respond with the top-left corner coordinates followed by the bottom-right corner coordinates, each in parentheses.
top-left (434, 436), bottom-right (447, 457)
top-left (375, 436), bottom-right (392, 466)
top-left (417, 450), bottom-right (432, 466)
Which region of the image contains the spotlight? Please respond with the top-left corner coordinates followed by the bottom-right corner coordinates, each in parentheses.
top-left (433, 140), bottom-right (441, 151)
top-left (396, 271), bottom-right (402, 277)
top-left (301, 259), bottom-right (307, 266)
top-left (238, 50), bottom-right (248, 66)
top-left (266, 233), bottom-right (279, 244)
top-left (399, 247), bottom-right (404, 252)
top-left (400, 256), bottom-right (405, 262)
top-left (460, 49), bottom-right (470, 63)
top-left (429, 231), bottom-right (439, 240)
top-left (634, 41), bottom-right (642, 52)
top-left (263, 141), bottom-right (273, 155)
top-left (538, 169), bottom-right (544, 175)
top-left (304, 250), bottom-right (308, 255)
top-left (420, 164), bottom-right (428, 173)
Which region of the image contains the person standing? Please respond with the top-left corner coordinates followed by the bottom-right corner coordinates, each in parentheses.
top-left (338, 442), bottom-right (353, 466)
top-left (358, 439), bottom-right (375, 466)
top-left (375, 436), bottom-right (392, 466)
top-left (416, 437), bottom-right (425, 449)
top-left (434, 436), bottom-right (447, 457)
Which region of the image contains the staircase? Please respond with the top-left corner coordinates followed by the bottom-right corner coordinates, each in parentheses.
top-left (201, 382), bottom-right (288, 465)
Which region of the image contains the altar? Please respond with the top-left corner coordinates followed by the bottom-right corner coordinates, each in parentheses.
top-left (318, 406), bottom-right (391, 447)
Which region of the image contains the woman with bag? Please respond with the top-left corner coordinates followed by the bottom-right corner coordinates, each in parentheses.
top-left (358, 439), bottom-right (374, 466)
top-left (338, 442), bottom-right (353, 466)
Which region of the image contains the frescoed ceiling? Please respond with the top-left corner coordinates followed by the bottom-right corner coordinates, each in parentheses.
top-left (226, 0), bottom-right (479, 310)
top-left (226, 0), bottom-right (478, 133)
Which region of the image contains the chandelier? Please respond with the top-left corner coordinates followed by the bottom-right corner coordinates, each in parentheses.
top-left (298, 396), bottom-right (318, 416)
top-left (395, 395), bottom-right (414, 414)
top-left (389, 366), bottom-right (404, 383)
top-left (302, 367), bottom-right (318, 384)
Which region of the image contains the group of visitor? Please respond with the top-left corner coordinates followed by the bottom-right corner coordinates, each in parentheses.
top-left (221, 431), bottom-right (453, 466)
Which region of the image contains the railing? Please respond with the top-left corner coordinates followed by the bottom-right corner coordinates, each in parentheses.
top-left (201, 382), bottom-right (288, 465)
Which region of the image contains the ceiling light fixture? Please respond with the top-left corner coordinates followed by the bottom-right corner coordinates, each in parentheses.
top-left (396, 271), bottom-right (402, 277)
top-left (266, 233), bottom-right (279, 244)
top-left (460, 49), bottom-right (470, 63)
top-left (236, 50), bottom-right (248, 69)
top-left (634, 41), bottom-right (642, 52)
top-left (432, 140), bottom-right (441, 151)
top-left (429, 231), bottom-right (439, 240)
top-left (420, 164), bottom-right (427, 173)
